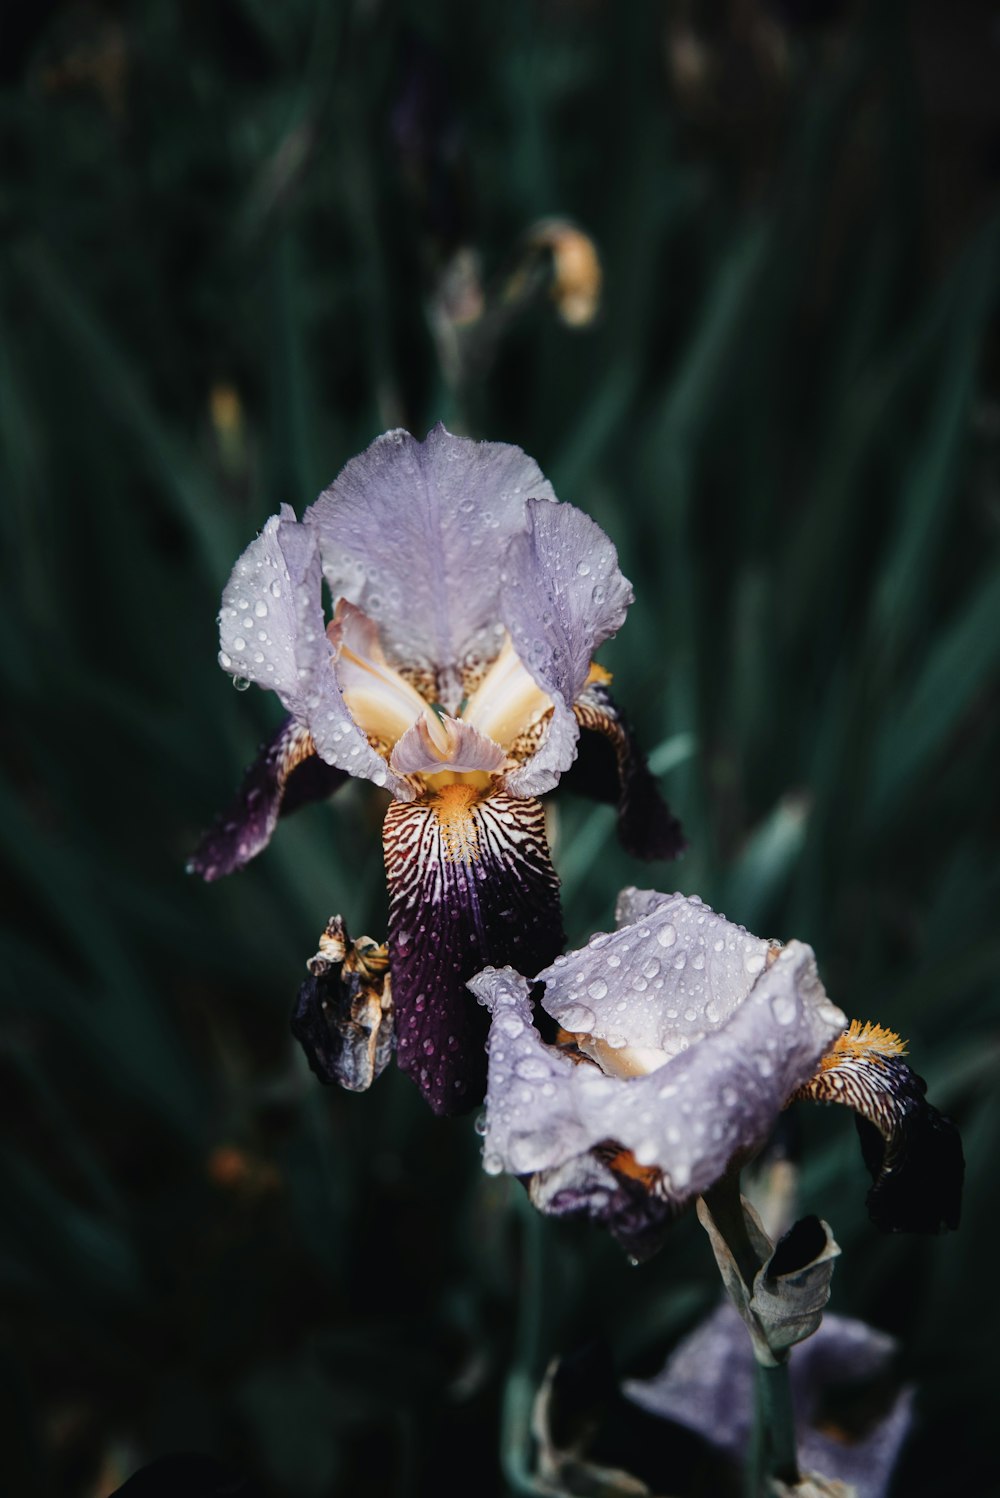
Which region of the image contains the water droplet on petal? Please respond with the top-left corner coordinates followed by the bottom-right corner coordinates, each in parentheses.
top-left (559, 1003), bottom-right (595, 1034)
top-left (656, 924), bottom-right (677, 949)
top-left (515, 1056), bottom-right (549, 1081)
top-left (769, 992), bottom-right (798, 1025)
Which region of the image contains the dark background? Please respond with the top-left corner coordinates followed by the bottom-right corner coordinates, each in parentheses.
top-left (2, 1), bottom-right (998, 1494)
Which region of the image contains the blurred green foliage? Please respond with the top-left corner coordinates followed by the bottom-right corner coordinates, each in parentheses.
top-left (2, 1), bottom-right (998, 1494)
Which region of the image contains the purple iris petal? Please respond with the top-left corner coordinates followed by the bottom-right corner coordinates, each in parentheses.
top-left (218, 506), bottom-right (398, 791)
top-left (567, 682), bottom-right (687, 860)
top-left (189, 716), bottom-right (347, 881)
top-left (624, 1304), bottom-right (913, 1498)
top-left (384, 791), bottom-right (563, 1115)
top-left (501, 499), bottom-right (633, 798)
top-left (471, 894), bottom-right (845, 1200)
top-left (306, 425), bottom-right (557, 702)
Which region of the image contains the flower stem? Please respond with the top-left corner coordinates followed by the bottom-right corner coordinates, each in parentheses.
top-left (701, 1174), bottom-right (801, 1497)
top-left (751, 1359), bottom-right (799, 1495)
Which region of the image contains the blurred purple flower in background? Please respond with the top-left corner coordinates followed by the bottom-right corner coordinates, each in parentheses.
top-left (625, 1303), bottom-right (913, 1498)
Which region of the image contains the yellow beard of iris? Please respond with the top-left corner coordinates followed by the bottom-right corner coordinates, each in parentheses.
top-left (432, 783), bottom-right (483, 862)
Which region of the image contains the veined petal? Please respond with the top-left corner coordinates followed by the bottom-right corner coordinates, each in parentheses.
top-left (189, 716), bottom-right (347, 881)
top-left (472, 939), bottom-right (844, 1201)
top-left (218, 508), bottom-right (405, 794)
top-left (567, 680), bottom-right (686, 860)
top-left (791, 1022), bottom-right (964, 1233)
top-left (307, 426), bottom-right (556, 701)
top-left (499, 498), bottom-right (633, 794)
top-left (384, 790), bottom-right (563, 1115)
top-left (389, 711), bottom-right (507, 778)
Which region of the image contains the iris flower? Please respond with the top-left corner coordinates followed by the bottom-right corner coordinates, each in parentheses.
top-left (469, 888), bottom-right (963, 1256)
top-left (623, 1304), bottom-right (913, 1498)
top-left (191, 426), bottom-right (683, 1113)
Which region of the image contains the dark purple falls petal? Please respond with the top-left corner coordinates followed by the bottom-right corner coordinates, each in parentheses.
top-left (383, 788), bottom-right (564, 1116)
top-left (189, 716), bottom-right (348, 881)
top-left (568, 682), bottom-right (686, 862)
top-left (792, 1049), bottom-right (964, 1234)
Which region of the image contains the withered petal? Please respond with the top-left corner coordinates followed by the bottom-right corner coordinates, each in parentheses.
top-left (568, 681), bottom-right (686, 861)
top-left (384, 788), bottom-right (563, 1115)
top-left (792, 1046), bottom-right (964, 1234)
top-left (189, 716), bottom-right (347, 881)
top-left (290, 916), bottom-right (393, 1092)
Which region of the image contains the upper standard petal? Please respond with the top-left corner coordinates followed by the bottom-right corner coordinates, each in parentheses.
top-left (500, 499), bottom-right (632, 795)
top-left (537, 891), bottom-right (777, 1060)
top-left (501, 498), bottom-right (634, 707)
top-left (306, 425), bottom-right (557, 698)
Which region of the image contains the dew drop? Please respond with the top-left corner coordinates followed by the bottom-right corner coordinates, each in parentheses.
top-left (587, 979), bottom-right (608, 1001)
top-left (516, 1056), bottom-right (549, 1081)
top-left (769, 992), bottom-right (798, 1026)
top-left (656, 924), bottom-right (677, 949)
top-left (558, 1003), bottom-right (595, 1034)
